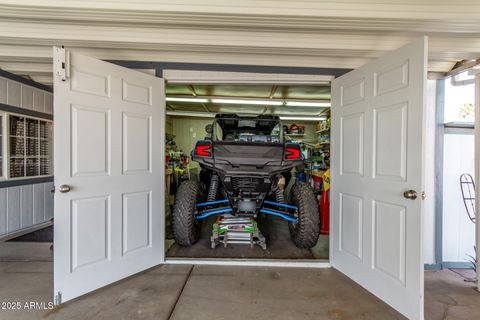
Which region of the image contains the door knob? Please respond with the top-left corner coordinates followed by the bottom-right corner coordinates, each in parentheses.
top-left (403, 190), bottom-right (417, 200)
top-left (59, 185), bottom-right (71, 193)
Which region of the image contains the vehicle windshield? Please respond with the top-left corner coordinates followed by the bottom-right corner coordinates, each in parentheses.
top-left (212, 115), bottom-right (282, 143)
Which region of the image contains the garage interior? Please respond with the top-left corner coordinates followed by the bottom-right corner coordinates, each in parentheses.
top-left (163, 81), bottom-right (332, 260)
top-left (0, 1), bottom-right (480, 320)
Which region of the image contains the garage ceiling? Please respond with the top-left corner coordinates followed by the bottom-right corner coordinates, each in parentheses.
top-left (165, 83), bottom-right (330, 116)
top-left (0, 1), bottom-right (479, 86)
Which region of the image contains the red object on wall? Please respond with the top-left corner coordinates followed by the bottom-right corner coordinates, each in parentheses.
top-left (313, 176), bottom-right (322, 191)
top-left (320, 189), bottom-right (330, 235)
top-left (289, 123), bottom-right (299, 134)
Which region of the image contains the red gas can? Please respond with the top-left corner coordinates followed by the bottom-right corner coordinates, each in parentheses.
top-left (320, 189), bottom-right (329, 235)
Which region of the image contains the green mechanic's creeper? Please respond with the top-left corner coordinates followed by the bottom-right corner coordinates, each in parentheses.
top-left (210, 215), bottom-right (267, 249)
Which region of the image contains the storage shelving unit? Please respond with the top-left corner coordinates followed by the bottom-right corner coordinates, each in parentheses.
top-left (304, 109), bottom-right (330, 193)
top-left (285, 133), bottom-right (305, 138)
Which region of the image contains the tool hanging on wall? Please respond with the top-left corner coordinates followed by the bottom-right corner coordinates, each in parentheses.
top-left (460, 173), bottom-right (476, 223)
top-left (460, 173), bottom-right (477, 282)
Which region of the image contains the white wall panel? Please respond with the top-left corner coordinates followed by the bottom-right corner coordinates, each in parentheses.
top-left (0, 182), bottom-right (54, 239)
top-left (7, 186), bottom-right (21, 232)
top-left (0, 76), bottom-right (52, 114)
top-left (0, 188), bottom-right (6, 236)
top-left (0, 71), bottom-right (53, 239)
top-left (0, 77), bottom-right (6, 104)
top-left (44, 182), bottom-right (54, 220)
top-left (33, 89), bottom-right (45, 112)
top-left (33, 183), bottom-right (45, 224)
top-left (20, 184), bottom-right (34, 229)
top-left (7, 81), bottom-right (21, 107)
top-left (44, 93), bottom-right (53, 114)
top-left (442, 133), bottom-right (475, 262)
top-left (21, 85), bottom-right (34, 109)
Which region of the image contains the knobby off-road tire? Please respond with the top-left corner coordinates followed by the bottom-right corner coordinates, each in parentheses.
top-left (288, 182), bottom-right (320, 248)
top-left (173, 181), bottom-right (203, 246)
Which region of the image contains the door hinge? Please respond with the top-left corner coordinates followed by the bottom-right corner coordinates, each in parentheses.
top-left (54, 291), bottom-right (62, 305)
top-left (54, 46), bottom-right (70, 81)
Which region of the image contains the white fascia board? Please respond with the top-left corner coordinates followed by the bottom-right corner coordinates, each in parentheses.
top-left (163, 70), bottom-right (333, 84)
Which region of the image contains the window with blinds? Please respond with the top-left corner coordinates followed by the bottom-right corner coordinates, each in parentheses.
top-left (8, 114), bottom-right (52, 179)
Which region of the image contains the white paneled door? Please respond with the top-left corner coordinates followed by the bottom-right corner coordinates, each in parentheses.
top-left (331, 38), bottom-right (427, 320)
top-left (53, 47), bottom-right (165, 303)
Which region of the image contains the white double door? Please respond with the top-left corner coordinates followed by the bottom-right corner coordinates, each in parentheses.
top-left (54, 38), bottom-right (426, 320)
top-left (53, 47), bottom-right (165, 303)
top-left (331, 37), bottom-right (427, 320)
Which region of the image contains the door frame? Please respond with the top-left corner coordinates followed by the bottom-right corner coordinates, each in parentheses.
top-left (473, 70), bottom-right (480, 292)
top-left (51, 58), bottom-right (435, 270)
top-left (161, 68), bottom-right (334, 267)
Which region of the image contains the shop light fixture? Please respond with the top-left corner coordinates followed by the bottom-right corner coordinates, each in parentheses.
top-left (166, 97), bottom-right (331, 108)
top-left (285, 101), bottom-right (330, 107)
top-left (166, 96), bottom-right (331, 108)
top-left (166, 111), bottom-right (216, 118)
top-left (210, 98), bottom-right (283, 106)
top-left (166, 111), bottom-right (326, 121)
top-left (166, 97), bottom-right (209, 103)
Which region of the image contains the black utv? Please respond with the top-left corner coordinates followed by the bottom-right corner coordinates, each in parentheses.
top-left (172, 114), bottom-right (320, 249)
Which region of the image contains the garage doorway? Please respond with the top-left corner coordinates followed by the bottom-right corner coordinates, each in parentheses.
top-left (53, 37), bottom-right (427, 319)
top-left (162, 72), bottom-right (332, 262)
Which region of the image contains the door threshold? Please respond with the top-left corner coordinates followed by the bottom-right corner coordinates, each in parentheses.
top-left (165, 257), bottom-right (331, 268)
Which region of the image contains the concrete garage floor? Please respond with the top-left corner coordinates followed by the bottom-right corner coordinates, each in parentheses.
top-left (167, 214), bottom-right (329, 259)
top-left (1, 242), bottom-right (480, 320)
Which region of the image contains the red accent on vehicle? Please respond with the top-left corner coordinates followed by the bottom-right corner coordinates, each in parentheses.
top-left (320, 188), bottom-right (330, 235)
top-left (285, 145), bottom-right (301, 160)
top-left (195, 144), bottom-right (212, 157)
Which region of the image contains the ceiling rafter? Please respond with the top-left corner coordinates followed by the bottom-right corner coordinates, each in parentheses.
top-left (268, 85), bottom-right (278, 99)
top-left (187, 84), bottom-right (210, 112)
